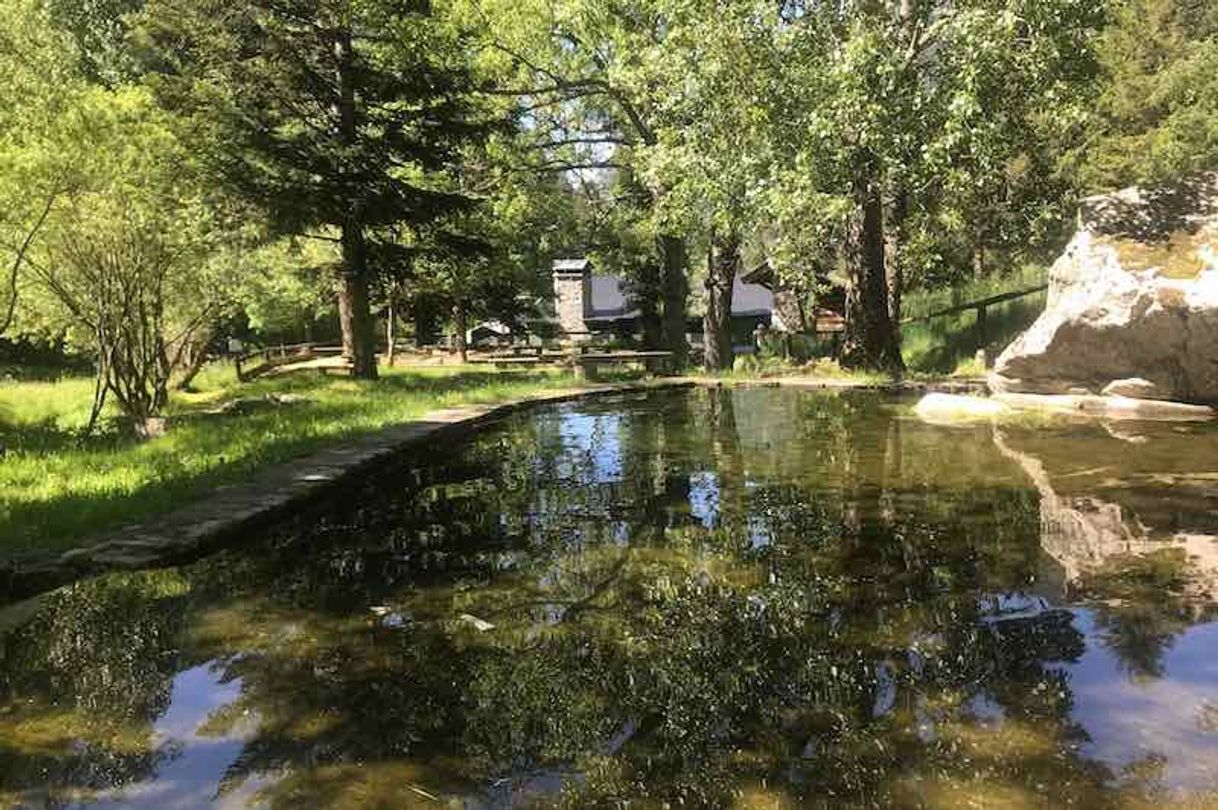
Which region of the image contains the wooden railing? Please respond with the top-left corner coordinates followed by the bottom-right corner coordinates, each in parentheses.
top-left (234, 343), bottom-right (343, 382)
top-left (901, 284), bottom-right (1048, 346)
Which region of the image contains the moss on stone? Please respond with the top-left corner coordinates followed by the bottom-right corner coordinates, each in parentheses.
top-left (1099, 228), bottom-right (1216, 280)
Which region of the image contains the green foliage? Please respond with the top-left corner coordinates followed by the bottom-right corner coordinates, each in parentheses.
top-left (44, 0), bottom-right (144, 85)
top-left (0, 0), bottom-right (1212, 420)
top-left (768, 0), bottom-right (1103, 291)
top-left (14, 85), bottom-right (247, 420)
top-left (1081, 0), bottom-right (1218, 189)
top-left (138, 0), bottom-right (484, 249)
top-left (233, 238), bottom-right (338, 339)
top-left (0, 0), bottom-right (86, 337)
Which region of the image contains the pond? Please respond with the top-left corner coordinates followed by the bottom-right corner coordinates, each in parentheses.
top-left (2, 386), bottom-right (1218, 809)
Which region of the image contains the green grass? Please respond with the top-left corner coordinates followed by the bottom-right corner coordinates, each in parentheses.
top-left (697, 355), bottom-right (893, 385)
top-left (901, 265), bottom-right (1049, 375)
top-left (0, 364), bottom-right (585, 563)
top-left (901, 264), bottom-right (1047, 321)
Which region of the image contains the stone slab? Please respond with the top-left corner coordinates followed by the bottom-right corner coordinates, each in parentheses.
top-left (993, 392), bottom-right (1216, 421)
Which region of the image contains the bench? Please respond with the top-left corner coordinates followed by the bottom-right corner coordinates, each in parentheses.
top-left (469, 356), bottom-right (546, 369)
top-left (570, 351), bottom-right (673, 380)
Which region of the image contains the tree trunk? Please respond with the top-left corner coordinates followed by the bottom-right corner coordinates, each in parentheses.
top-left (337, 275), bottom-right (354, 357)
top-left (386, 296), bottom-right (396, 368)
top-left (337, 228), bottom-right (377, 380)
top-left (659, 234), bottom-right (689, 368)
top-left (453, 303), bottom-right (468, 364)
top-left (841, 153), bottom-right (904, 373)
top-left (334, 27), bottom-right (377, 380)
top-left (885, 188), bottom-right (907, 333)
top-left (174, 324), bottom-right (215, 391)
top-left (703, 231), bottom-right (739, 372)
top-left (636, 260), bottom-right (663, 349)
top-left (415, 305), bottom-right (438, 348)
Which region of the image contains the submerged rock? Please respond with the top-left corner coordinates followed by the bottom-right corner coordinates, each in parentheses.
top-left (913, 393), bottom-right (1011, 423)
top-left (992, 392), bottom-right (1215, 421)
top-left (993, 427), bottom-right (1218, 603)
top-left (992, 174), bottom-right (1218, 405)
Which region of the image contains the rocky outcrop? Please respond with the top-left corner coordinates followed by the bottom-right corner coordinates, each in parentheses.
top-left (992, 175), bottom-right (1218, 404)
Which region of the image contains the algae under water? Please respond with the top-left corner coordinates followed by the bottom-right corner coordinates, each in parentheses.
top-left (2, 386), bottom-right (1217, 808)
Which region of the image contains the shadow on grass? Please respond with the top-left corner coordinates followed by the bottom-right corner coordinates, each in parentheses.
top-left (0, 415), bottom-right (137, 455)
top-left (0, 369), bottom-right (578, 565)
top-left (903, 294), bottom-right (1046, 375)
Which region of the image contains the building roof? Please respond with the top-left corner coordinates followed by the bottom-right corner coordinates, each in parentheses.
top-left (588, 275), bottom-right (632, 317)
top-left (552, 258), bottom-right (591, 273)
top-left (730, 277), bottom-right (775, 316)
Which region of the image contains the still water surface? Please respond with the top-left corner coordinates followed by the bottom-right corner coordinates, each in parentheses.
top-left (2, 387), bottom-right (1218, 808)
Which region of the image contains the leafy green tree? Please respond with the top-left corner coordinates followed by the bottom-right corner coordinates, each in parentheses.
top-left (22, 87), bottom-right (239, 432)
top-left (642, 0), bottom-right (779, 369)
top-left (769, 0), bottom-right (1101, 370)
top-left (233, 237), bottom-right (339, 344)
top-left (137, 0), bottom-right (486, 379)
top-left (370, 125), bottom-right (578, 360)
top-left (462, 0), bottom-right (693, 363)
top-left (574, 167), bottom-right (664, 347)
top-left (0, 0), bottom-right (87, 338)
top-left (1081, 0), bottom-right (1218, 189)
top-left (44, 0), bottom-right (144, 86)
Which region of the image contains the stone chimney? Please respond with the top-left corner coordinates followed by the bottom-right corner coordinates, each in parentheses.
top-left (552, 258), bottom-right (591, 338)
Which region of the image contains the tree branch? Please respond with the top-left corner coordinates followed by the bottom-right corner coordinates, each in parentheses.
top-left (1, 190), bottom-right (59, 335)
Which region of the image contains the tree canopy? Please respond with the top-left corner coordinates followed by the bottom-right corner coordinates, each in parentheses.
top-left (0, 0), bottom-right (1214, 402)
top-left (1081, 0), bottom-right (1218, 188)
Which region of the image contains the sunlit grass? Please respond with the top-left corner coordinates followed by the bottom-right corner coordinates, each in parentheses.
top-left (705, 355), bottom-right (893, 385)
top-left (901, 264), bottom-right (1047, 321)
top-left (0, 363), bottom-right (582, 561)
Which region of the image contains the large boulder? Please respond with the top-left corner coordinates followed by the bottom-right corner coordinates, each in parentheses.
top-left (991, 174), bottom-right (1218, 404)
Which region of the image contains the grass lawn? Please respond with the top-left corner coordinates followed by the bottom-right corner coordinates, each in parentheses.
top-left (901, 265), bottom-right (1049, 375)
top-left (0, 364), bottom-right (583, 563)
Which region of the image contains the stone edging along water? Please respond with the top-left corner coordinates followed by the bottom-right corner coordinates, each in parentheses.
top-left (0, 375), bottom-right (959, 603)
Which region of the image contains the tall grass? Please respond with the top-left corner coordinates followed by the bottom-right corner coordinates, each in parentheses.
top-left (0, 364), bottom-right (578, 561)
top-left (901, 265), bottom-right (1049, 375)
top-left (901, 264), bottom-right (1048, 320)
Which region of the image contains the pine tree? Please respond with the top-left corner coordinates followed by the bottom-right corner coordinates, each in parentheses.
top-left (139, 0), bottom-right (485, 378)
top-left (1083, 0), bottom-right (1218, 189)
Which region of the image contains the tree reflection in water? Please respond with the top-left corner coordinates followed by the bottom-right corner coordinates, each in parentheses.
top-left (1, 387), bottom-right (1217, 808)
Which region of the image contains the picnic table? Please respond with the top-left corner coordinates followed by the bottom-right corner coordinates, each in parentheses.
top-left (469, 355), bottom-right (546, 369)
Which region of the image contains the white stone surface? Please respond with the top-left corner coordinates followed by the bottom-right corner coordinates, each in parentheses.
top-left (993, 392), bottom-right (1215, 421)
top-left (1100, 377), bottom-right (1167, 399)
top-left (992, 175), bottom-right (1218, 404)
top-left (913, 393), bottom-right (1011, 423)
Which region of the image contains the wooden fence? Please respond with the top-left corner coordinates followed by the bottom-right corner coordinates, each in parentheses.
top-left (234, 343), bottom-right (344, 382)
top-left (901, 284), bottom-right (1048, 347)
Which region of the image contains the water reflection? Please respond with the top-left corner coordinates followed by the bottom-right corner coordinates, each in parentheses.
top-left (1, 387), bottom-right (1217, 808)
